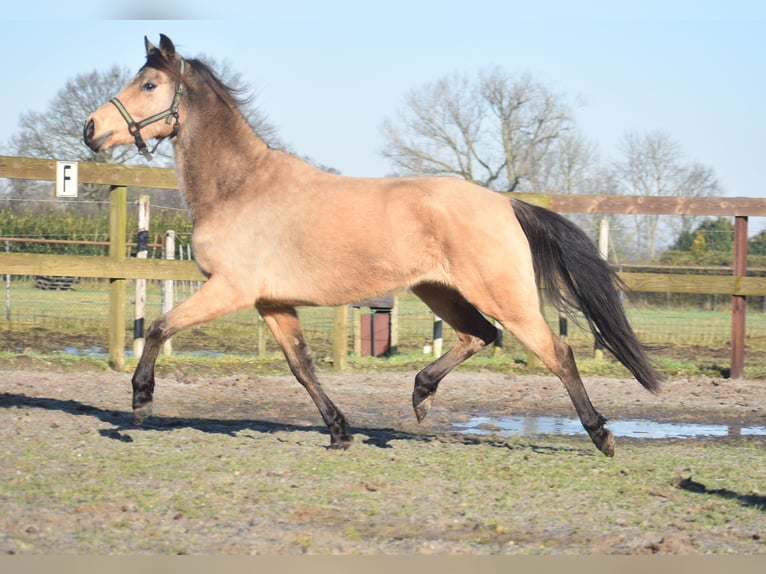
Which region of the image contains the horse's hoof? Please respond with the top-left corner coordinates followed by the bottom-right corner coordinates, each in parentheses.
top-left (329, 434), bottom-right (354, 450)
top-left (413, 395), bottom-right (434, 423)
top-left (133, 402), bottom-right (153, 425)
top-left (597, 429), bottom-right (616, 457)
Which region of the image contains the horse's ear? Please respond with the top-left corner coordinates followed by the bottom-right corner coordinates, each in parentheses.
top-left (158, 34), bottom-right (176, 57)
top-left (145, 36), bottom-right (156, 56)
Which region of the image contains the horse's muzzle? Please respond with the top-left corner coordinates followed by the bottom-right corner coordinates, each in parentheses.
top-left (82, 118), bottom-right (110, 152)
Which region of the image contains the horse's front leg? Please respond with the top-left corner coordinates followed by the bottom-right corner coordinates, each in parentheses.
top-left (132, 277), bottom-right (251, 424)
top-left (131, 320), bottom-right (162, 423)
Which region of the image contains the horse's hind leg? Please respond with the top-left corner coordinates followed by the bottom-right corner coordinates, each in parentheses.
top-left (132, 277), bottom-right (252, 424)
top-left (257, 304), bottom-right (353, 449)
top-left (456, 265), bottom-right (614, 455)
top-left (410, 283), bottom-right (497, 422)
top-left (500, 310), bottom-right (615, 456)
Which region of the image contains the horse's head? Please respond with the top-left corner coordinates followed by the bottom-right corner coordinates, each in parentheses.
top-left (83, 34), bottom-right (186, 160)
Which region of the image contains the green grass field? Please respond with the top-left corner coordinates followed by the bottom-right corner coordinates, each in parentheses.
top-left (2, 278), bottom-right (765, 378)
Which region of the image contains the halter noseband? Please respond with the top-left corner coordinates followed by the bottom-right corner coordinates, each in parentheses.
top-left (110, 58), bottom-right (186, 161)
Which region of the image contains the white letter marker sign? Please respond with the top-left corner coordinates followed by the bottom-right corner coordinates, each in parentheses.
top-left (55, 161), bottom-right (78, 198)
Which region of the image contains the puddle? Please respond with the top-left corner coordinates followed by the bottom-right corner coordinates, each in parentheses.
top-left (62, 346), bottom-right (107, 357)
top-left (59, 347), bottom-right (224, 358)
top-left (454, 415), bottom-right (766, 439)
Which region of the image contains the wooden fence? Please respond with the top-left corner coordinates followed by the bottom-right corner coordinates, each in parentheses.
top-left (2, 155), bottom-right (766, 376)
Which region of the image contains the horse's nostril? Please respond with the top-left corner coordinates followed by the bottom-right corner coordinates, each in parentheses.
top-left (83, 118), bottom-right (94, 143)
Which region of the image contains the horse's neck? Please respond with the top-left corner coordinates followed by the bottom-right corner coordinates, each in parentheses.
top-left (174, 105), bottom-right (270, 220)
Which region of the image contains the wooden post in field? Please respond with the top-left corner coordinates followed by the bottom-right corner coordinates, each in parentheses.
top-left (493, 319), bottom-right (503, 357)
top-left (5, 241), bottom-right (10, 322)
top-left (108, 185), bottom-right (127, 370)
top-left (593, 218), bottom-right (609, 360)
top-left (257, 315), bottom-right (266, 355)
top-left (161, 230), bottom-right (175, 356)
top-left (389, 295), bottom-right (399, 355)
top-left (352, 306), bottom-right (362, 356)
top-left (333, 305), bottom-right (348, 370)
top-left (730, 215), bottom-right (748, 379)
top-left (526, 296), bottom-right (543, 369)
top-left (432, 315), bottom-right (443, 357)
top-left (133, 195), bottom-right (150, 358)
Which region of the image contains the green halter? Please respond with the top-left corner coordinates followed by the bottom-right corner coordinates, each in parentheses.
top-left (110, 59), bottom-right (186, 160)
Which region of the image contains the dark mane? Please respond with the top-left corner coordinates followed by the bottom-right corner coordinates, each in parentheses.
top-left (144, 50), bottom-right (251, 109)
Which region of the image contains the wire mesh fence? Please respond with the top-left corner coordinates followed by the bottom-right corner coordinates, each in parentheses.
top-left (2, 208), bottom-right (765, 368)
top-left (2, 275), bottom-right (764, 367)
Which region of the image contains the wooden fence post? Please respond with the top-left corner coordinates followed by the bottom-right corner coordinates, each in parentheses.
top-left (526, 294), bottom-right (543, 369)
top-left (4, 241), bottom-right (10, 322)
top-left (493, 319), bottom-right (503, 357)
top-left (333, 305), bottom-right (348, 370)
top-left (352, 306), bottom-right (361, 356)
top-left (389, 295), bottom-right (399, 355)
top-left (133, 195), bottom-right (150, 358)
top-left (257, 315), bottom-right (266, 355)
top-left (593, 218), bottom-right (609, 360)
top-left (162, 230), bottom-right (175, 356)
top-left (730, 215), bottom-right (748, 379)
top-left (432, 315), bottom-right (443, 358)
top-left (108, 185), bottom-right (127, 370)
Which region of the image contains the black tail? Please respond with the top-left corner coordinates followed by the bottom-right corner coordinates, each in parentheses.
top-left (511, 198), bottom-right (661, 393)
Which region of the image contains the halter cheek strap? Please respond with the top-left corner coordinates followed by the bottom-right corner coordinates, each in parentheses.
top-left (110, 58), bottom-right (186, 161)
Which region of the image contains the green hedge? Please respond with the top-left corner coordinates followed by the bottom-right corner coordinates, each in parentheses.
top-left (0, 208), bottom-right (194, 257)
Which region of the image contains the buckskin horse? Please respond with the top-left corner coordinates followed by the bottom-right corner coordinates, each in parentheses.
top-left (84, 35), bottom-right (660, 456)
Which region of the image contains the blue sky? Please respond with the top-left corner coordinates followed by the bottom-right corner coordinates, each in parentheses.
top-left (2, 1), bottom-right (765, 230)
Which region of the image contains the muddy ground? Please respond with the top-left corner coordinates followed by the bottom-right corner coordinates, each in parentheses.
top-left (1, 364), bottom-right (765, 554)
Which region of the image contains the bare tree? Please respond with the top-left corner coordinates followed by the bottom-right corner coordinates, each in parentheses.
top-left (480, 69), bottom-right (574, 192)
top-left (613, 131), bottom-right (721, 261)
top-left (1, 66), bottom-right (137, 207)
top-left (540, 135), bottom-right (627, 260)
top-left (6, 66), bottom-right (136, 166)
top-left (537, 132), bottom-right (598, 195)
top-left (380, 68), bottom-right (577, 193)
top-left (380, 73), bottom-right (485, 182)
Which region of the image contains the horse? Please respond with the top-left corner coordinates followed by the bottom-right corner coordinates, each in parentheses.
top-left (83, 34), bottom-right (661, 457)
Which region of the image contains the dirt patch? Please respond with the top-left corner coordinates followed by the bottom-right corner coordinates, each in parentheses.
top-left (5, 366), bottom-right (764, 432)
top-left (1, 367), bottom-right (765, 554)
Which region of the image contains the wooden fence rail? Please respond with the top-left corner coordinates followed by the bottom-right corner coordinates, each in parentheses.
top-left (2, 155), bottom-right (766, 376)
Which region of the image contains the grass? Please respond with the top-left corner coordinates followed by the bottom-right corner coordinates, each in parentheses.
top-left (2, 278), bottom-right (765, 553)
top-left (0, 352), bottom-right (751, 385)
top-left (2, 278), bottom-right (766, 379)
top-left (1, 345), bottom-right (763, 396)
top-left (2, 414), bottom-right (764, 553)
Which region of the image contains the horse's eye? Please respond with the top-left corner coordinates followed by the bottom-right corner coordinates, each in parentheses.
top-left (142, 82), bottom-right (157, 92)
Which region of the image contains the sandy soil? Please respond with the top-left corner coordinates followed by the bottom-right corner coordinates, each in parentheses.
top-left (1, 365), bottom-right (764, 555)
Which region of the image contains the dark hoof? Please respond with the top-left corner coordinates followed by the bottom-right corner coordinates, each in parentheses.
top-left (329, 434), bottom-right (354, 450)
top-left (584, 414), bottom-right (615, 457)
top-left (413, 395), bottom-right (434, 423)
top-left (592, 427), bottom-right (615, 457)
top-left (133, 402), bottom-right (153, 425)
